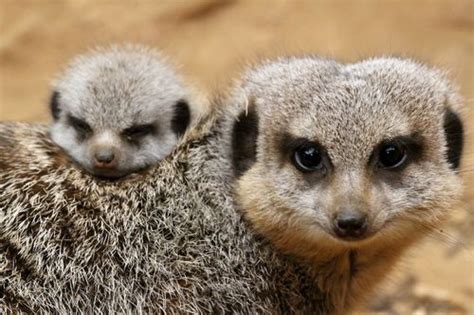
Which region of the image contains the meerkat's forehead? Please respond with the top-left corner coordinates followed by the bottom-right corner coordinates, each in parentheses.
top-left (54, 46), bottom-right (188, 127)
top-left (247, 56), bottom-right (450, 124)
top-left (245, 57), bottom-right (448, 113)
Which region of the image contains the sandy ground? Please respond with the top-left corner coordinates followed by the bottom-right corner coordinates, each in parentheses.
top-left (0, 1), bottom-right (473, 313)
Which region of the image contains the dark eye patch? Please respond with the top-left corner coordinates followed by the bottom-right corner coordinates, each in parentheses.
top-left (293, 142), bottom-right (324, 172)
top-left (371, 134), bottom-right (424, 171)
top-left (68, 115), bottom-right (92, 139)
top-left (122, 124), bottom-right (156, 142)
top-left (279, 133), bottom-right (330, 174)
top-left (280, 134), bottom-right (319, 160)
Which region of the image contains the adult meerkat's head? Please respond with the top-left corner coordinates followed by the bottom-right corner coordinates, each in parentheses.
top-left (49, 45), bottom-right (191, 179)
top-left (232, 57), bottom-right (464, 255)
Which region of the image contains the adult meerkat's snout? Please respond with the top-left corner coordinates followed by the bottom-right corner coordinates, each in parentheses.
top-left (333, 209), bottom-right (368, 240)
top-left (232, 56), bottom-right (464, 255)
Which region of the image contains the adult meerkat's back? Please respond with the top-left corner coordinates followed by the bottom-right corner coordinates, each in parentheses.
top-left (50, 45), bottom-right (192, 179)
top-left (233, 56), bottom-right (465, 310)
top-left (0, 56), bottom-right (464, 314)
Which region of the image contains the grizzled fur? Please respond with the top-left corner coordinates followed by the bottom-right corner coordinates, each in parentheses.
top-left (233, 56), bottom-right (464, 312)
top-left (0, 117), bottom-right (329, 314)
top-left (50, 45), bottom-right (192, 179)
top-left (0, 56), bottom-right (464, 314)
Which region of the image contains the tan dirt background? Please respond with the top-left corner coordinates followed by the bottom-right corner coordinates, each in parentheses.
top-left (0, 1), bottom-right (473, 314)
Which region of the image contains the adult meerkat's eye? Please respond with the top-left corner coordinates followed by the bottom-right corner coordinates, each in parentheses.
top-left (123, 124), bottom-right (155, 141)
top-left (378, 143), bottom-right (407, 169)
top-left (293, 143), bottom-right (323, 172)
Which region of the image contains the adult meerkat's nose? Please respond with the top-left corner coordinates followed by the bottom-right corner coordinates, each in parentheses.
top-left (333, 210), bottom-right (368, 240)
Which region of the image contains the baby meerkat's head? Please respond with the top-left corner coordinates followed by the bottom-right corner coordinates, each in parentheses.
top-left (50, 45), bottom-right (191, 179)
top-left (232, 57), bottom-right (464, 254)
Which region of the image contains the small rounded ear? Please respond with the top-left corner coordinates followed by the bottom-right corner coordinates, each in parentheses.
top-left (232, 99), bottom-right (259, 177)
top-left (171, 100), bottom-right (191, 137)
top-left (50, 91), bottom-right (61, 120)
top-left (443, 107), bottom-right (464, 170)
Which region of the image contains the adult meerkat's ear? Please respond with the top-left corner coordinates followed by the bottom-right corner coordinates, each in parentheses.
top-left (50, 91), bottom-right (61, 120)
top-left (171, 99), bottom-right (191, 137)
top-left (443, 107), bottom-right (464, 170)
top-left (442, 86), bottom-right (464, 170)
top-left (232, 96), bottom-right (259, 177)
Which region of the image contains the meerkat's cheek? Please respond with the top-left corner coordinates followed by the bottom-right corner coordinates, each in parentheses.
top-left (51, 129), bottom-right (91, 169)
top-left (50, 123), bottom-right (78, 151)
top-left (235, 167), bottom-right (287, 220)
top-left (145, 133), bottom-right (179, 161)
top-left (369, 170), bottom-right (462, 237)
top-left (76, 147), bottom-right (95, 168)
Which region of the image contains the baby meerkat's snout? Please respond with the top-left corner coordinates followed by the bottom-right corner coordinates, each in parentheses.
top-left (81, 129), bottom-right (127, 178)
top-left (93, 146), bottom-right (118, 169)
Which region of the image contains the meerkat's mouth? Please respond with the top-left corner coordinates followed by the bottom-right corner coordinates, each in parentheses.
top-left (327, 217), bottom-right (401, 247)
top-left (91, 169), bottom-right (130, 180)
top-left (68, 157), bottom-right (151, 181)
top-left (330, 231), bottom-right (378, 244)
top-left (89, 165), bottom-right (152, 181)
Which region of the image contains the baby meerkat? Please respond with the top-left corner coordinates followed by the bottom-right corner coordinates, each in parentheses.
top-left (50, 45), bottom-right (192, 179)
top-left (233, 56), bottom-right (464, 309)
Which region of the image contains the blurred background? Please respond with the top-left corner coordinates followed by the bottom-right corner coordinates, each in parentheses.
top-left (0, 1), bottom-right (472, 313)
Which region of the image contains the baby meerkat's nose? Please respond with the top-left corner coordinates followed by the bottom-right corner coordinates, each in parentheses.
top-left (333, 211), bottom-right (368, 240)
top-left (93, 147), bottom-right (117, 168)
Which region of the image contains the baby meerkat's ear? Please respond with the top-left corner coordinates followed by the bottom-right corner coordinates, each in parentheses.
top-left (232, 97), bottom-right (259, 177)
top-left (443, 107), bottom-right (464, 170)
top-left (171, 99), bottom-right (191, 137)
top-left (50, 91), bottom-right (61, 121)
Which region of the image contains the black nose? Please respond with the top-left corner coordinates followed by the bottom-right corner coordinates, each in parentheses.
top-left (94, 148), bottom-right (115, 164)
top-left (334, 211), bottom-right (368, 239)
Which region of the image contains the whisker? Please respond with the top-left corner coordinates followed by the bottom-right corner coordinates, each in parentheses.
top-left (457, 169), bottom-right (474, 174)
top-left (402, 212), bottom-right (474, 256)
top-left (427, 227), bottom-right (464, 246)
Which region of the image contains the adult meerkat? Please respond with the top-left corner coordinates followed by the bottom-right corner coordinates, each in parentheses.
top-left (50, 45), bottom-right (192, 179)
top-left (0, 57), bottom-right (464, 314)
top-left (232, 56), bottom-right (465, 311)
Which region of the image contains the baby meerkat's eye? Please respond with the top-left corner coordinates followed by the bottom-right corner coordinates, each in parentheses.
top-left (123, 124), bottom-right (155, 141)
top-left (378, 143), bottom-right (407, 169)
top-left (293, 143), bottom-right (324, 172)
top-left (68, 115), bottom-right (92, 135)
